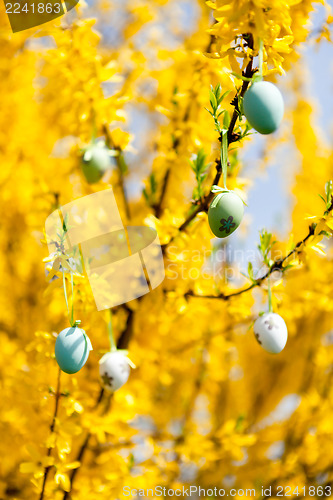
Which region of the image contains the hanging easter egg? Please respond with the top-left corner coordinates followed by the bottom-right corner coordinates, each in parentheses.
top-left (208, 191), bottom-right (244, 238)
top-left (99, 351), bottom-right (131, 392)
top-left (81, 143), bottom-right (111, 184)
top-left (253, 312), bottom-right (288, 354)
top-left (243, 81), bottom-right (284, 135)
top-left (55, 326), bottom-right (93, 374)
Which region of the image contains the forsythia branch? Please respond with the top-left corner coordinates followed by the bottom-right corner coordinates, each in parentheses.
top-left (163, 34), bottom-right (255, 247)
top-left (153, 102), bottom-right (192, 218)
top-left (39, 368), bottom-right (61, 500)
top-left (185, 200), bottom-right (333, 301)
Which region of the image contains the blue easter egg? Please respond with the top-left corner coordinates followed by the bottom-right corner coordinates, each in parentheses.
top-left (55, 326), bottom-right (92, 374)
top-left (243, 81), bottom-right (284, 134)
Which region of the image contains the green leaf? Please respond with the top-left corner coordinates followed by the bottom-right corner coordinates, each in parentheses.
top-left (319, 230), bottom-right (331, 237)
top-left (62, 213), bottom-right (69, 234)
top-left (221, 90), bottom-right (232, 101)
top-left (142, 188), bottom-right (149, 202)
top-left (282, 263), bottom-right (295, 271)
top-left (214, 83), bottom-right (221, 102)
top-left (235, 414), bottom-right (245, 431)
top-left (247, 320), bottom-right (255, 331)
top-left (205, 107), bottom-right (214, 116)
top-left (258, 229), bottom-right (276, 265)
top-left (248, 261), bottom-right (254, 281)
top-left (209, 90), bottom-right (217, 111)
top-left (190, 149), bottom-right (205, 174)
top-left (128, 453), bottom-right (135, 470)
top-left (223, 111), bottom-right (230, 129)
top-left (171, 85), bottom-right (179, 106)
top-left (325, 179), bottom-right (333, 205)
top-left (238, 95), bottom-right (244, 115)
top-left (190, 149), bottom-right (209, 201)
top-left (150, 173), bottom-right (157, 194)
top-left (142, 173), bottom-right (157, 205)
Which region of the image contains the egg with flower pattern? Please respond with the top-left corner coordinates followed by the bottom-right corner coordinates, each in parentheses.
top-left (208, 191), bottom-right (244, 238)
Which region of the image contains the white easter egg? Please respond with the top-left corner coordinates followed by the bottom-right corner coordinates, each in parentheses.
top-left (253, 312), bottom-right (288, 354)
top-left (99, 351), bottom-right (131, 392)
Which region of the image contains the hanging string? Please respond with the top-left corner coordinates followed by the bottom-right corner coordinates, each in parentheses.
top-left (108, 309), bottom-right (117, 352)
top-left (62, 270), bottom-right (72, 326)
top-left (70, 271), bottom-right (74, 326)
top-left (91, 108), bottom-right (97, 143)
top-left (62, 269), bottom-right (77, 328)
top-left (258, 38), bottom-right (264, 81)
top-left (221, 130), bottom-right (228, 189)
top-left (267, 275), bottom-right (273, 313)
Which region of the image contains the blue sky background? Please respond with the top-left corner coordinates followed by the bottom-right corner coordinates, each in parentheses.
top-left (240, 3), bottom-right (333, 253)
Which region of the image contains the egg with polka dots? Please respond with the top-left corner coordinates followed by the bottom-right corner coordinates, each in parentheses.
top-left (99, 351), bottom-right (131, 392)
top-left (253, 312), bottom-right (288, 354)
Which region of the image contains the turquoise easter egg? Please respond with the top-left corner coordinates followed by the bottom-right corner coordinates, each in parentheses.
top-left (208, 191), bottom-right (244, 238)
top-left (55, 326), bottom-right (92, 374)
top-left (243, 81), bottom-right (284, 134)
top-left (81, 144), bottom-right (111, 184)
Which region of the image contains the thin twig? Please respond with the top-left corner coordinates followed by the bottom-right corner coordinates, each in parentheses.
top-left (39, 368), bottom-right (62, 500)
top-left (153, 103), bottom-right (192, 219)
top-left (103, 124), bottom-right (131, 221)
top-left (118, 166), bottom-right (131, 221)
top-left (154, 168), bottom-right (171, 219)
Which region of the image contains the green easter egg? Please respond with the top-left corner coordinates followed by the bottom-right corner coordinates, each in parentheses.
top-left (81, 144), bottom-right (111, 184)
top-left (243, 81), bottom-right (284, 135)
top-left (208, 191), bottom-right (244, 238)
top-left (55, 326), bottom-right (92, 374)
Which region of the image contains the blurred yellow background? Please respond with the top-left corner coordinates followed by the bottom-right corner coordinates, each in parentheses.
top-left (1, 0), bottom-right (333, 499)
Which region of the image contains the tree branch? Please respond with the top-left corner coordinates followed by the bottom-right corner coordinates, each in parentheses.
top-left (185, 219), bottom-right (322, 301)
top-left (153, 103), bottom-right (192, 219)
top-left (163, 34), bottom-right (255, 248)
top-left (39, 368), bottom-right (61, 500)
